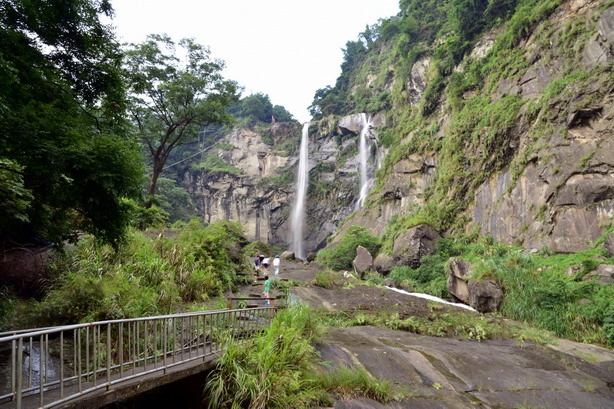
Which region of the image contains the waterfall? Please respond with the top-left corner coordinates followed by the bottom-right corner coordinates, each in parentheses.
top-left (356, 113), bottom-right (377, 209)
top-left (291, 122), bottom-right (309, 259)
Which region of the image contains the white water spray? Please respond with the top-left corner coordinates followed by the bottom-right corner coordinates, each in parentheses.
top-left (356, 113), bottom-right (378, 209)
top-left (291, 122), bottom-right (309, 259)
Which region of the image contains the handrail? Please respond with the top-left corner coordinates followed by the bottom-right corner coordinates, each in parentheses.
top-left (0, 307), bottom-right (276, 409)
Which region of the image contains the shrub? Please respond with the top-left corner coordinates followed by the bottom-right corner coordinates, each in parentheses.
top-left (29, 221), bottom-right (250, 325)
top-left (316, 226), bottom-right (380, 271)
top-left (122, 198), bottom-right (169, 230)
top-left (314, 270), bottom-right (337, 289)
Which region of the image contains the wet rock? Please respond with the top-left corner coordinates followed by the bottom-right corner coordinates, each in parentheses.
top-left (583, 264), bottom-right (614, 284)
top-left (353, 246), bottom-right (373, 279)
top-left (373, 253), bottom-right (393, 274)
top-left (280, 251), bottom-right (295, 261)
top-left (305, 252), bottom-right (316, 262)
top-left (468, 280), bottom-right (503, 313)
top-left (392, 224), bottom-right (441, 269)
top-left (320, 326), bottom-right (614, 409)
top-left (446, 258), bottom-right (472, 303)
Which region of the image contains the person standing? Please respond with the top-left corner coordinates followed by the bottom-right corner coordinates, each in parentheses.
top-left (263, 275), bottom-right (271, 306)
top-left (273, 254), bottom-right (280, 276)
top-left (262, 256), bottom-right (270, 274)
top-left (253, 256), bottom-right (260, 282)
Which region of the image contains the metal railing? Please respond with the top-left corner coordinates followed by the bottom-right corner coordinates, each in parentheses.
top-left (0, 307), bottom-right (275, 409)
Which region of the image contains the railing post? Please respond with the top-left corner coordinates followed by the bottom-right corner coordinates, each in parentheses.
top-left (85, 326), bottom-right (90, 382)
top-left (16, 338), bottom-right (22, 409)
top-left (77, 328), bottom-right (82, 392)
top-left (60, 331), bottom-right (64, 398)
top-left (39, 334), bottom-right (43, 407)
top-left (162, 319), bottom-right (167, 373)
top-left (119, 322), bottom-right (124, 377)
top-left (11, 339), bottom-right (15, 402)
top-left (106, 323), bottom-right (111, 390)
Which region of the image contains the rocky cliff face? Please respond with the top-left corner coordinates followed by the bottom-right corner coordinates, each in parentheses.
top-left (469, 2), bottom-right (614, 252)
top-left (182, 124), bottom-right (297, 247)
top-left (332, 0), bottom-right (614, 253)
top-left (182, 118), bottom-right (383, 253)
top-left (184, 0), bottom-right (613, 256)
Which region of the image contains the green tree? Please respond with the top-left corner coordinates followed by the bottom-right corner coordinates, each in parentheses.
top-left (0, 0), bottom-right (144, 247)
top-left (272, 105), bottom-right (295, 122)
top-left (155, 178), bottom-right (196, 223)
top-left (124, 35), bottom-right (239, 205)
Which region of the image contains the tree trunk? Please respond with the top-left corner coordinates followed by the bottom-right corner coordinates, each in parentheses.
top-left (145, 153), bottom-right (166, 208)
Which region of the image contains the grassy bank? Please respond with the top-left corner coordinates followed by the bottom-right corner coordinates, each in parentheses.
top-left (205, 304), bottom-right (406, 409)
top-left (1, 220), bottom-right (252, 330)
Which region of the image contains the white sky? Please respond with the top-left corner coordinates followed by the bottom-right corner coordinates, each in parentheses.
top-left (109, 0), bottom-right (400, 122)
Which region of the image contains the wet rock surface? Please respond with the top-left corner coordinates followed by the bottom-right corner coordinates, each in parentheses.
top-left (319, 326), bottom-right (614, 409)
top-left (281, 260), bottom-right (614, 409)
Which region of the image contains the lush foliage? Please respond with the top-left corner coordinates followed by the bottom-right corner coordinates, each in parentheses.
top-left (389, 236), bottom-right (614, 346)
top-left (316, 226), bottom-right (380, 271)
top-left (28, 220), bottom-right (250, 325)
top-left (193, 153), bottom-right (243, 175)
top-left (205, 304), bottom-right (399, 409)
top-left (124, 35), bottom-right (239, 203)
top-left (0, 0), bottom-right (144, 246)
top-left (320, 309), bottom-right (554, 345)
top-left (153, 178), bottom-right (195, 223)
top-left (228, 93), bottom-right (296, 125)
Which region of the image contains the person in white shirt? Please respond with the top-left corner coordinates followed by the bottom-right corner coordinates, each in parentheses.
top-left (262, 256), bottom-right (270, 274)
top-left (273, 255), bottom-right (280, 276)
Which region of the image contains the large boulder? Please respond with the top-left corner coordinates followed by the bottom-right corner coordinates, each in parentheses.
top-left (352, 245), bottom-right (373, 279)
top-left (373, 253), bottom-right (394, 274)
top-left (392, 224), bottom-right (441, 268)
top-left (468, 280), bottom-right (503, 313)
top-left (446, 257), bottom-right (472, 303)
top-left (337, 113), bottom-right (364, 135)
top-left (280, 251), bottom-right (295, 261)
top-left (447, 258), bottom-right (503, 312)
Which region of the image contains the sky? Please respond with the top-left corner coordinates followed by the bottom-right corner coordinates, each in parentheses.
top-left (109, 0), bottom-right (400, 122)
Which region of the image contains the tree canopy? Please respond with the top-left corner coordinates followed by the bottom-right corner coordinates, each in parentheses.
top-left (0, 0), bottom-right (144, 247)
top-left (124, 35), bottom-right (239, 204)
top-left (228, 93), bottom-right (296, 124)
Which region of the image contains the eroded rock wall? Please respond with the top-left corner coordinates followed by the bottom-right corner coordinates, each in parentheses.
top-left (334, 0), bottom-right (614, 253)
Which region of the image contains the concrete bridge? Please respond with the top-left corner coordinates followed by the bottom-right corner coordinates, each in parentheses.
top-left (0, 307), bottom-right (275, 409)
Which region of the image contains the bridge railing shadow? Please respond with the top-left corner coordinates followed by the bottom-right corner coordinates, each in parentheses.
top-left (0, 307), bottom-right (276, 409)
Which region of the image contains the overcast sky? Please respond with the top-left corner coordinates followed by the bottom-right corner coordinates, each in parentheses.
top-left (109, 0), bottom-right (400, 122)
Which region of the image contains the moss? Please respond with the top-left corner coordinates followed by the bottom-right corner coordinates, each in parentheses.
top-left (193, 153), bottom-right (242, 175)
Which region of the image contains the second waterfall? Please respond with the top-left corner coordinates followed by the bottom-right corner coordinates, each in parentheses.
top-left (291, 122), bottom-right (309, 259)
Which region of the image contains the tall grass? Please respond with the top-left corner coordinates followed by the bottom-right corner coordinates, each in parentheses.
top-left (28, 220), bottom-right (251, 325)
top-left (205, 304), bottom-right (400, 409)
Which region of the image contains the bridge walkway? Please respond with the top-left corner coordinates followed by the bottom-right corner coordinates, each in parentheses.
top-left (0, 307), bottom-right (275, 409)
